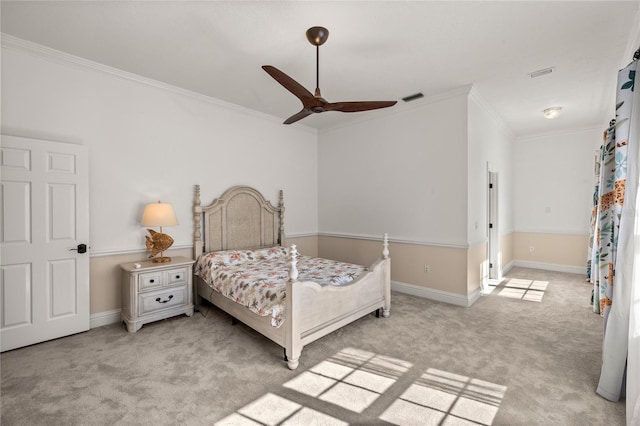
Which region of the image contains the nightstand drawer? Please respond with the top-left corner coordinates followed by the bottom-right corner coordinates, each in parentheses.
top-left (139, 272), bottom-right (163, 292)
top-left (167, 267), bottom-right (188, 285)
top-left (139, 286), bottom-right (186, 316)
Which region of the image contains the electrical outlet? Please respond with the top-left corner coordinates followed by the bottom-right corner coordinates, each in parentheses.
top-left (529, 246), bottom-right (535, 253)
top-left (424, 265), bottom-right (430, 273)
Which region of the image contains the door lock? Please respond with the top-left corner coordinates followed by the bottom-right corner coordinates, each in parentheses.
top-left (70, 244), bottom-right (88, 254)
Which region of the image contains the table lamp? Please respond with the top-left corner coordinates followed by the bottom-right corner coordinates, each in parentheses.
top-left (141, 201), bottom-right (178, 263)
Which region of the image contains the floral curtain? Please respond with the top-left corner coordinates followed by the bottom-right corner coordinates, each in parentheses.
top-left (591, 63), bottom-right (635, 321)
top-left (587, 142), bottom-right (601, 288)
top-left (591, 124), bottom-right (619, 319)
top-left (591, 58), bottom-right (639, 425)
top-left (588, 130), bottom-right (604, 311)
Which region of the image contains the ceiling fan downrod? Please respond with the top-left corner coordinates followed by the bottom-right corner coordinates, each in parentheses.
top-left (315, 44), bottom-right (320, 98)
top-left (306, 26), bottom-right (329, 99)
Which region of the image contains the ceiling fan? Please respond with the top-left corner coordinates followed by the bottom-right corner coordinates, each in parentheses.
top-left (262, 26), bottom-right (397, 125)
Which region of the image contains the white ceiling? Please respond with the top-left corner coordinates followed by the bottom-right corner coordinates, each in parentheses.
top-left (2, 1), bottom-right (639, 136)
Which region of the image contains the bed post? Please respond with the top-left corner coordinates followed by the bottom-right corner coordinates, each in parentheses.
top-left (285, 244), bottom-right (301, 369)
top-left (383, 232), bottom-right (389, 259)
top-left (194, 185), bottom-right (203, 259)
top-left (279, 190), bottom-right (285, 246)
top-left (193, 185), bottom-right (203, 311)
top-left (382, 233), bottom-right (391, 318)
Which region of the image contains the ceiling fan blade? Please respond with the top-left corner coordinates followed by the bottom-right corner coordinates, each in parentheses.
top-left (283, 109), bottom-right (313, 125)
top-left (324, 101), bottom-right (397, 113)
top-left (262, 65), bottom-right (315, 106)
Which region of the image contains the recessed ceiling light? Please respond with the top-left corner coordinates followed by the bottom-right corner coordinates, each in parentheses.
top-left (543, 106), bottom-right (562, 119)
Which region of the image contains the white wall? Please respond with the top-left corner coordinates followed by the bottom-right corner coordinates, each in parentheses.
top-left (513, 127), bottom-right (603, 235)
top-left (318, 89), bottom-right (470, 247)
top-left (1, 40), bottom-right (318, 255)
top-left (467, 89), bottom-right (515, 245)
top-left (317, 86), bottom-right (514, 249)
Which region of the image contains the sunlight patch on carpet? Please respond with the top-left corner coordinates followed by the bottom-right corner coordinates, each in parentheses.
top-left (497, 278), bottom-right (549, 302)
top-left (281, 407), bottom-right (348, 426)
top-left (216, 348), bottom-right (507, 425)
top-left (237, 393), bottom-right (300, 425)
top-left (216, 392), bottom-right (347, 426)
top-left (284, 347), bottom-right (411, 413)
top-left (379, 368), bottom-right (507, 425)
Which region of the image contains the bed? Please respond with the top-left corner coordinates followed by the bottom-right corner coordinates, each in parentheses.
top-left (192, 185), bottom-right (390, 369)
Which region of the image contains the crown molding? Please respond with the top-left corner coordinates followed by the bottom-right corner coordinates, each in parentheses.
top-left (0, 33), bottom-right (318, 136)
top-left (319, 84), bottom-right (474, 135)
top-left (516, 124), bottom-right (604, 142)
top-left (468, 86), bottom-right (515, 139)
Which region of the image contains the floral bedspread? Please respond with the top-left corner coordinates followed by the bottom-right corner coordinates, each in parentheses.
top-left (194, 246), bottom-right (365, 327)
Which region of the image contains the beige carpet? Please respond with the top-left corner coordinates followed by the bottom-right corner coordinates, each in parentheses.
top-left (0, 267), bottom-right (626, 425)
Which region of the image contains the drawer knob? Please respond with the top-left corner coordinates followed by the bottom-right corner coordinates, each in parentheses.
top-left (155, 295), bottom-right (174, 304)
top-left (150, 279), bottom-right (155, 283)
top-left (175, 275), bottom-right (180, 279)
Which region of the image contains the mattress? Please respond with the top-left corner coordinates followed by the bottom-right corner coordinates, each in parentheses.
top-left (194, 246), bottom-right (365, 327)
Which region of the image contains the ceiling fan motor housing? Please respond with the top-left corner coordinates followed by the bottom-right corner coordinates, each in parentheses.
top-left (306, 27), bottom-right (329, 46)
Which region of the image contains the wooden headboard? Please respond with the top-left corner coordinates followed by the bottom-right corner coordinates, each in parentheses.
top-left (193, 185), bottom-right (285, 259)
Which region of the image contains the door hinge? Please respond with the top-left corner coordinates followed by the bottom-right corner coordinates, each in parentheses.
top-left (489, 183), bottom-right (493, 189)
top-left (490, 263), bottom-right (493, 268)
top-left (489, 223), bottom-right (493, 229)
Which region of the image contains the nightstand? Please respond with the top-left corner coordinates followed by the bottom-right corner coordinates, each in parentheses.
top-left (120, 256), bottom-right (195, 332)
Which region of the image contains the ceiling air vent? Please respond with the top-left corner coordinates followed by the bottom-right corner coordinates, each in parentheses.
top-left (402, 92), bottom-right (424, 102)
top-left (529, 67), bottom-right (555, 78)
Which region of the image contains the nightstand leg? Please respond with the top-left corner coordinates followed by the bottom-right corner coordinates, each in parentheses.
top-left (125, 321), bottom-right (142, 333)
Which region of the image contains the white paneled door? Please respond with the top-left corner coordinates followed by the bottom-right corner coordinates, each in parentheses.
top-left (1, 135), bottom-right (89, 352)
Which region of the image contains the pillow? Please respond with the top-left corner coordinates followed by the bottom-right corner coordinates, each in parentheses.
top-left (200, 246), bottom-right (288, 270)
top-left (252, 246), bottom-right (288, 260)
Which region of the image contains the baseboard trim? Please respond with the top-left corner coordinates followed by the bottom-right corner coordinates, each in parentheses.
top-left (467, 287), bottom-right (482, 306)
top-left (511, 260), bottom-right (585, 275)
top-left (502, 261), bottom-right (515, 275)
top-left (93, 280), bottom-right (487, 327)
top-left (391, 281), bottom-right (479, 307)
top-left (90, 309), bottom-right (122, 329)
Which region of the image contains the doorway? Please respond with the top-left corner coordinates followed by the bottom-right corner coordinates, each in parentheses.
top-left (487, 170), bottom-right (501, 283)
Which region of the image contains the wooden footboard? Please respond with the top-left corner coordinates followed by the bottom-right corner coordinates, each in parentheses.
top-left (285, 243), bottom-right (391, 369)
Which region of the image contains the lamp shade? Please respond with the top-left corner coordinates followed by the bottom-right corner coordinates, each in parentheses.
top-left (141, 201), bottom-right (178, 227)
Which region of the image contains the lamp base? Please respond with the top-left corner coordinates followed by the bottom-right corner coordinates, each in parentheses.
top-left (152, 256), bottom-right (172, 263)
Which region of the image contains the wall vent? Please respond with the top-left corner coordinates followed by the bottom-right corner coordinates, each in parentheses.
top-left (529, 67), bottom-right (555, 78)
top-left (402, 92), bottom-right (424, 102)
